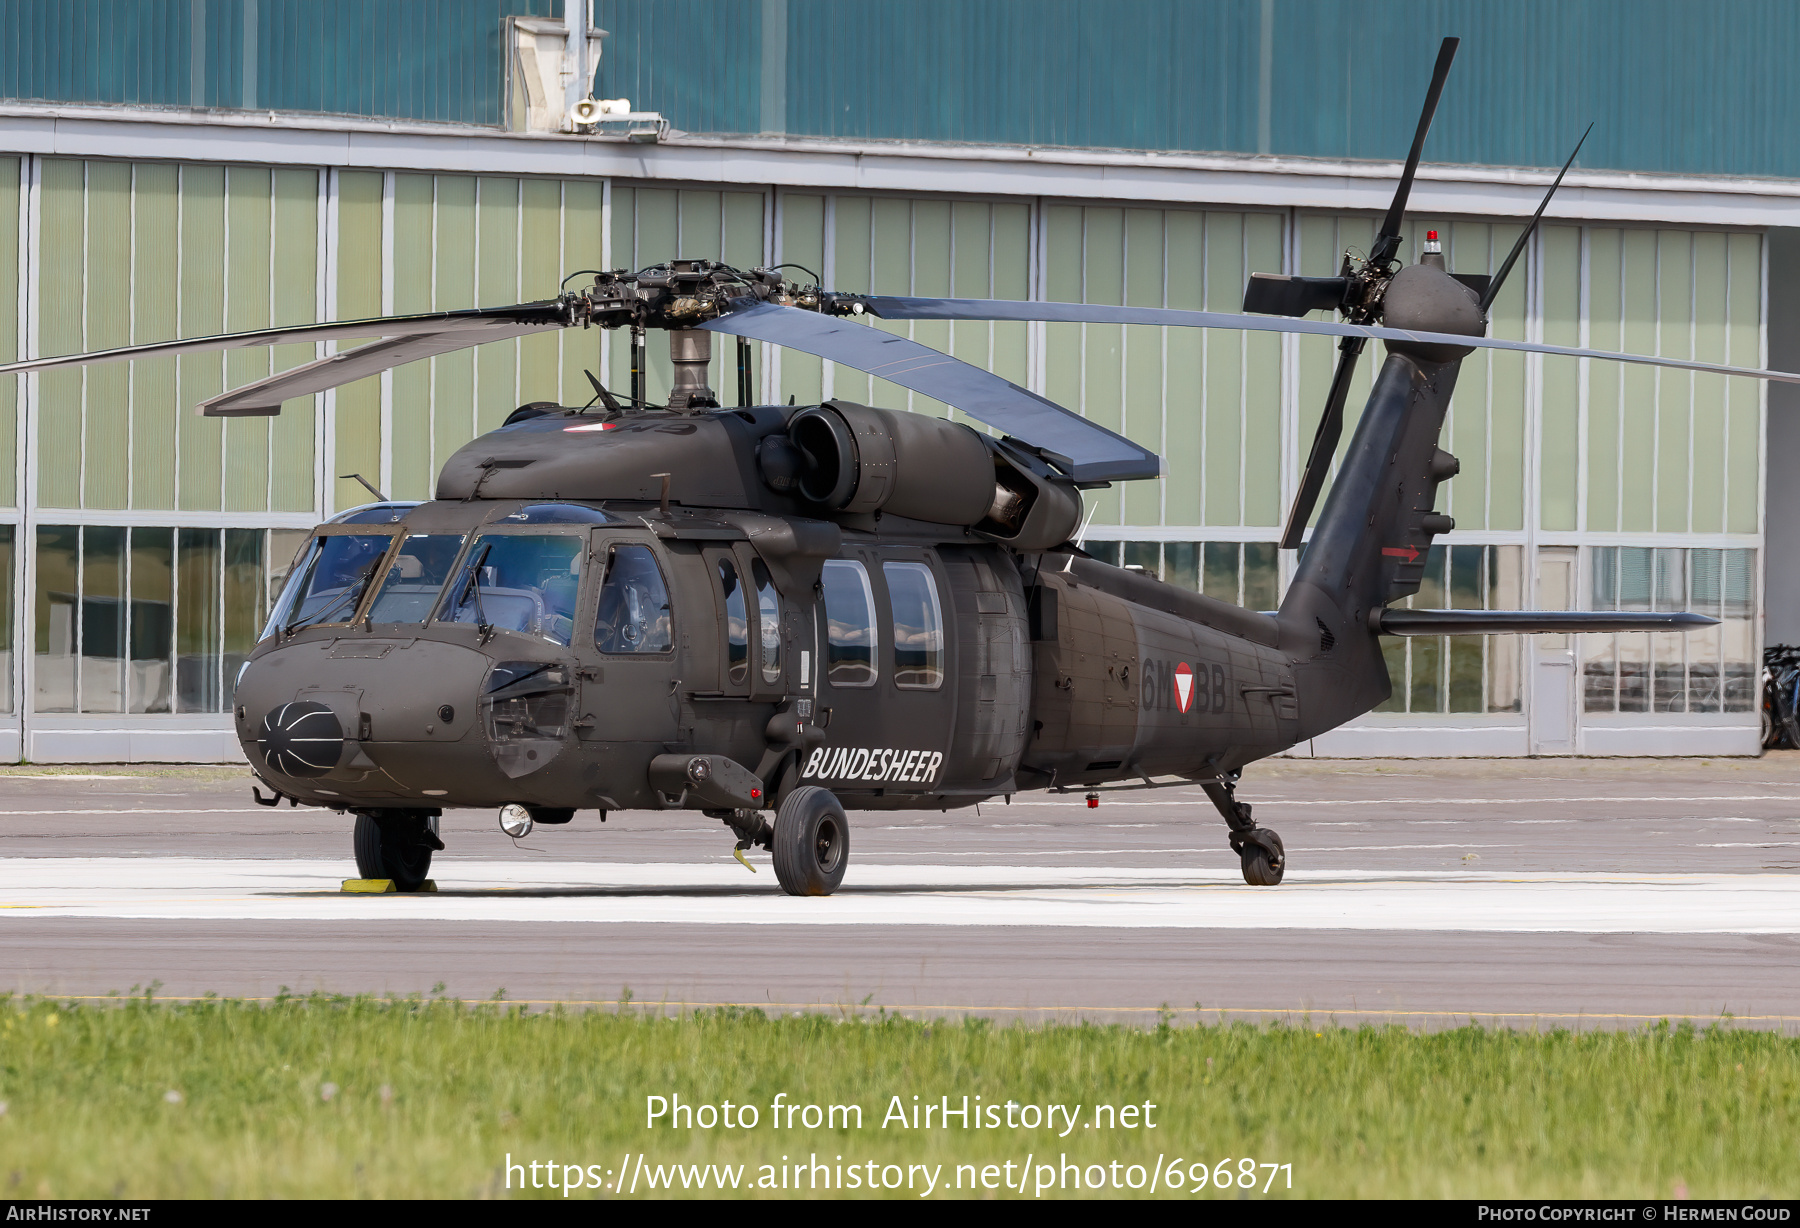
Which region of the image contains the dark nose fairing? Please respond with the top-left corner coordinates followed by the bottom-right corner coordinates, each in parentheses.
top-left (236, 636), bottom-right (537, 801)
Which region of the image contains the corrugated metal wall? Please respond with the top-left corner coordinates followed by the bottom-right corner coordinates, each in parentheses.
top-left (0, 0), bottom-right (554, 123)
top-left (7, 1), bottom-right (1798, 179)
top-left (602, 0), bottom-right (1800, 180)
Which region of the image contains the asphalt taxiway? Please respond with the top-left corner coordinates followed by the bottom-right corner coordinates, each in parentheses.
top-left (3, 755), bottom-right (1799, 1026)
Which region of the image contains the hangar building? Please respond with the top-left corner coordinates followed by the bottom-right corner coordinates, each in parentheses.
top-left (0, 0), bottom-right (1796, 760)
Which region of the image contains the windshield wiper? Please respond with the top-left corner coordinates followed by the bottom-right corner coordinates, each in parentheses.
top-left (285, 560), bottom-right (380, 636)
top-left (455, 542), bottom-right (494, 641)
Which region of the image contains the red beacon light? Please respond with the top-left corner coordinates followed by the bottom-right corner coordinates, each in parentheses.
top-left (1423, 229), bottom-right (1442, 254)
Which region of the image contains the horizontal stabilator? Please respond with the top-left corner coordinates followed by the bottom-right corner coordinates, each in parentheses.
top-left (1376, 609), bottom-right (1719, 636)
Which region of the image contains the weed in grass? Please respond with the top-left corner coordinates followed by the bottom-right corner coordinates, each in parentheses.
top-left (0, 994), bottom-right (1792, 1198)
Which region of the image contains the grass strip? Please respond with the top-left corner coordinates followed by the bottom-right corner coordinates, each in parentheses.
top-left (0, 993), bottom-right (1792, 1198)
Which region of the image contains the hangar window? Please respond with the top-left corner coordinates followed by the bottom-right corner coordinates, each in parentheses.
top-left (595, 545), bottom-right (674, 654)
top-left (821, 559), bottom-right (877, 687)
top-left (883, 561), bottom-right (944, 690)
top-left (35, 524), bottom-right (307, 716)
top-left (1583, 547), bottom-right (1756, 714)
top-left (1374, 545), bottom-right (1524, 715)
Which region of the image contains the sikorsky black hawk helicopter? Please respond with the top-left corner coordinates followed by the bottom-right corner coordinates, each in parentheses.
top-left (8, 38), bottom-right (1796, 894)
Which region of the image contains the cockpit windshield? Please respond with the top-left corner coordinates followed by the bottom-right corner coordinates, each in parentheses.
top-left (366, 534), bottom-right (468, 624)
top-left (263, 533), bottom-right (392, 636)
top-left (437, 533), bottom-right (583, 646)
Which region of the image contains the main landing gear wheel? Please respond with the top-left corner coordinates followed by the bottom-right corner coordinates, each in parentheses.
top-left (771, 785), bottom-right (848, 897)
top-left (352, 810), bottom-right (442, 892)
top-left (1237, 830), bottom-right (1286, 886)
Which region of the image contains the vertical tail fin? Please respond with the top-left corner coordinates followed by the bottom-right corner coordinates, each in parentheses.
top-left (1276, 348), bottom-right (1464, 737)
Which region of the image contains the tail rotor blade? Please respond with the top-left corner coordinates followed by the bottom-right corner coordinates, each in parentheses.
top-left (1371, 36), bottom-right (1459, 264)
top-left (1280, 337), bottom-right (1366, 550)
top-left (1478, 123), bottom-right (1593, 315)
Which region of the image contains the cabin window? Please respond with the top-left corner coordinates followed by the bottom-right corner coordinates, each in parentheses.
top-left (718, 557), bottom-right (749, 684)
top-left (595, 544), bottom-right (674, 654)
top-left (268, 534), bottom-right (392, 634)
top-left (366, 534), bottom-right (468, 624)
top-left (754, 559), bottom-right (782, 684)
top-left (883, 561), bottom-right (945, 690)
top-left (821, 559), bottom-right (877, 687)
top-left (438, 533), bottom-right (583, 646)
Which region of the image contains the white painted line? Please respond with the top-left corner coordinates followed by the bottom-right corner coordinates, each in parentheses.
top-left (0, 809), bottom-right (279, 816)
top-left (2, 857), bottom-right (1799, 934)
top-left (1046, 795), bottom-right (1800, 808)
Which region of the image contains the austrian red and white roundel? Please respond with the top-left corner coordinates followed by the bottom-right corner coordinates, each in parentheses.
top-left (1173, 662), bottom-right (1195, 714)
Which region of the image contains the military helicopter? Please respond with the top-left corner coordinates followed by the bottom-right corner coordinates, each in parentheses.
top-left (7, 38), bottom-right (1796, 895)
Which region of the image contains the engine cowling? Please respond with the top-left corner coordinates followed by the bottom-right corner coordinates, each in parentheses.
top-left (759, 401), bottom-right (1081, 548)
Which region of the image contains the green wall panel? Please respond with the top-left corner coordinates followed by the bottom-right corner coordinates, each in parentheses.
top-left (777, 193), bottom-right (824, 409)
top-left (222, 167), bottom-right (272, 514)
top-left (1539, 225), bottom-right (1581, 532)
top-left (1242, 212), bottom-right (1282, 528)
top-left (515, 177), bottom-right (563, 409)
top-left (176, 164), bottom-right (225, 511)
top-left (332, 169), bottom-right (383, 512)
top-left (429, 175), bottom-right (476, 478)
top-left (558, 179), bottom-right (604, 413)
top-left (0, 157), bottom-right (16, 507)
top-left (81, 161), bottom-right (129, 511)
top-left (1689, 232), bottom-right (1729, 536)
top-left (129, 162), bottom-right (178, 509)
top-left (475, 177), bottom-right (520, 437)
top-left (1726, 232), bottom-right (1762, 535)
top-left (388, 173), bottom-right (433, 501)
top-left (269, 167), bottom-right (317, 513)
top-left (36, 159), bottom-right (83, 509)
top-left (1655, 230), bottom-right (1694, 533)
top-left (1163, 210), bottom-right (1203, 527)
top-left (1586, 228), bottom-right (1622, 533)
top-left (1618, 228), bottom-right (1657, 532)
top-left (1201, 212), bottom-right (1243, 527)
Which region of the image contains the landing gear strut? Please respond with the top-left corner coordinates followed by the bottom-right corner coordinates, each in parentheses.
top-left (1201, 771), bottom-right (1285, 886)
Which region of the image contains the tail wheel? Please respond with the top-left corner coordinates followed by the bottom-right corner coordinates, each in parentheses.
top-left (771, 785), bottom-right (849, 897)
top-left (352, 811), bottom-right (437, 892)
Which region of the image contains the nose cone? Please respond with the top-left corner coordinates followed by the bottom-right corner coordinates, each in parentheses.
top-left (258, 701), bottom-right (344, 777)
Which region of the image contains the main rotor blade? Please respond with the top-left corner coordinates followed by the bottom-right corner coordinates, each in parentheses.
top-left (0, 303), bottom-right (567, 378)
top-left (701, 301), bottom-right (1163, 483)
top-left (861, 297), bottom-right (1800, 386)
top-left (1280, 338), bottom-right (1365, 550)
top-left (1376, 36), bottom-right (1460, 252)
top-left (1479, 124), bottom-right (1592, 314)
top-left (197, 323), bottom-right (561, 417)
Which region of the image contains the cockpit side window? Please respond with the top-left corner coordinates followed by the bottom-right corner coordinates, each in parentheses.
top-left (595, 544), bottom-right (674, 654)
top-left (821, 558), bottom-right (877, 687)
